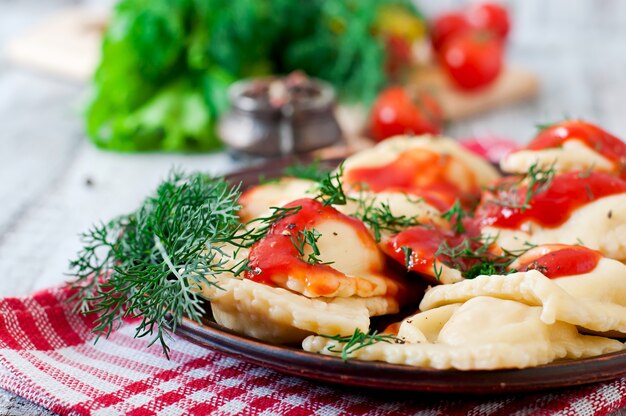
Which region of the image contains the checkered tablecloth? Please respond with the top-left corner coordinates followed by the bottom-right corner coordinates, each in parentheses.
top-left (0, 286), bottom-right (624, 416)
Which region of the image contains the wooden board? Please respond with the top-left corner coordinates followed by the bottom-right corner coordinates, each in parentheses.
top-left (410, 65), bottom-right (540, 121)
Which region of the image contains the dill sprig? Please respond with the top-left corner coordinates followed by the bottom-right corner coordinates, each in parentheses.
top-left (290, 228), bottom-right (333, 265)
top-left (283, 159), bottom-right (330, 182)
top-left (433, 235), bottom-right (534, 280)
top-left (401, 246), bottom-right (414, 269)
top-left (353, 198), bottom-right (423, 242)
top-left (314, 166), bottom-right (422, 240)
top-left (441, 199), bottom-right (465, 233)
top-left (488, 162), bottom-right (556, 211)
top-left (321, 328), bottom-right (404, 362)
top-left (242, 205), bottom-right (303, 246)
top-left (315, 163), bottom-right (348, 206)
top-left (68, 170), bottom-right (246, 358)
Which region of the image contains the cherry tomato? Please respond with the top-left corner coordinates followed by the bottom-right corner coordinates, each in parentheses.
top-left (467, 2), bottom-right (511, 39)
top-left (439, 30), bottom-right (503, 90)
top-left (430, 11), bottom-right (471, 52)
top-left (370, 87), bottom-right (443, 142)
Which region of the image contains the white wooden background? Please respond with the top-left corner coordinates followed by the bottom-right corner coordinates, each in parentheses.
top-left (1, 0), bottom-right (626, 414)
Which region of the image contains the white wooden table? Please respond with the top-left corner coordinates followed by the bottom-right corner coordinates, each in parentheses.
top-left (1, 0), bottom-right (626, 414)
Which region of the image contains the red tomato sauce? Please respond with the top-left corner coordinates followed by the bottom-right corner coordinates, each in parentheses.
top-left (528, 121), bottom-right (626, 177)
top-left (516, 246), bottom-right (601, 278)
top-left (382, 219), bottom-right (484, 283)
top-left (343, 148), bottom-right (478, 210)
top-left (476, 171), bottom-right (626, 229)
top-left (245, 198), bottom-right (380, 297)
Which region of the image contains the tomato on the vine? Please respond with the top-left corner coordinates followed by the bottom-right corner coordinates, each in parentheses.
top-left (370, 87), bottom-right (443, 142)
top-left (467, 2), bottom-right (511, 39)
top-left (439, 30), bottom-right (504, 90)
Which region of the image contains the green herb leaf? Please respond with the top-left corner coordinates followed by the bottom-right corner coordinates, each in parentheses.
top-left (283, 159), bottom-right (330, 182)
top-left (488, 162), bottom-right (556, 212)
top-left (321, 328), bottom-right (404, 361)
top-left (315, 163), bottom-right (348, 206)
top-left (289, 228), bottom-right (333, 265)
top-left (441, 199), bottom-right (465, 234)
top-left (68, 170), bottom-right (245, 357)
top-left (433, 235), bottom-right (535, 280)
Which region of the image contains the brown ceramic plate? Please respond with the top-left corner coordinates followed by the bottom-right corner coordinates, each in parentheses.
top-left (176, 156), bottom-right (626, 394)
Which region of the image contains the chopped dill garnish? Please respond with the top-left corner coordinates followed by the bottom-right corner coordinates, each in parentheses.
top-left (314, 163), bottom-right (348, 206)
top-left (584, 184), bottom-right (594, 200)
top-left (290, 228), bottom-right (333, 265)
top-left (283, 159), bottom-right (330, 182)
top-left (488, 162), bottom-right (556, 211)
top-left (242, 205), bottom-right (302, 246)
top-left (441, 199), bottom-right (465, 233)
top-left (433, 235), bottom-right (534, 280)
top-left (354, 198), bottom-right (423, 242)
top-left (401, 246), bottom-right (414, 269)
top-left (322, 328), bottom-right (403, 362)
top-left (313, 165), bottom-right (421, 240)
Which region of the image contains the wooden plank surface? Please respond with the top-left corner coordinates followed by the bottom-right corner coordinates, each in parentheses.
top-left (1, 0), bottom-right (626, 414)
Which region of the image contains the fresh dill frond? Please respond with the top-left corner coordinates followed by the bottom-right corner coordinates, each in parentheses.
top-left (322, 328), bottom-right (403, 362)
top-left (242, 205), bottom-right (302, 246)
top-left (401, 246), bottom-right (414, 269)
top-left (289, 228), bottom-right (333, 265)
top-left (353, 198), bottom-right (423, 242)
top-left (441, 199), bottom-right (465, 234)
top-left (315, 163), bottom-right (348, 206)
top-left (68, 170), bottom-right (245, 358)
top-left (489, 162), bottom-right (556, 211)
top-left (433, 235), bottom-right (534, 280)
top-left (283, 159), bottom-right (330, 182)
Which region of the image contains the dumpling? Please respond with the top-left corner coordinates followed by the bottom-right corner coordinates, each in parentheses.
top-left (477, 171), bottom-right (626, 261)
top-left (201, 276), bottom-right (398, 344)
top-left (500, 120), bottom-right (626, 178)
top-left (238, 177), bottom-right (317, 223)
top-left (336, 191), bottom-right (447, 235)
top-left (380, 218), bottom-right (503, 285)
top-left (419, 246), bottom-right (626, 334)
top-left (501, 140), bottom-right (614, 175)
top-left (341, 135), bottom-right (500, 209)
top-left (303, 296), bottom-right (623, 369)
top-left (245, 198), bottom-right (416, 301)
top-left (380, 224), bottom-right (465, 285)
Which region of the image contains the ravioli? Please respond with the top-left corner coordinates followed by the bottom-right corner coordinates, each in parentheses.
top-left (245, 198), bottom-right (415, 300)
top-left (238, 178), bottom-right (316, 223)
top-left (337, 191), bottom-right (446, 233)
top-left (341, 135), bottom-right (500, 209)
top-left (380, 224), bottom-right (466, 285)
top-left (501, 120), bottom-right (626, 178)
top-left (200, 276), bottom-right (398, 344)
top-left (501, 140), bottom-right (614, 175)
top-left (419, 262), bottom-right (626, 334)
top-left (303, 297), bottom-right (623, 369)
top-left (482, 193), bottom-right (626, 261)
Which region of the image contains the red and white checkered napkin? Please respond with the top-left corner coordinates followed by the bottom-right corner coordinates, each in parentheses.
top-left (0, 287), bottom-right (624, 416)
